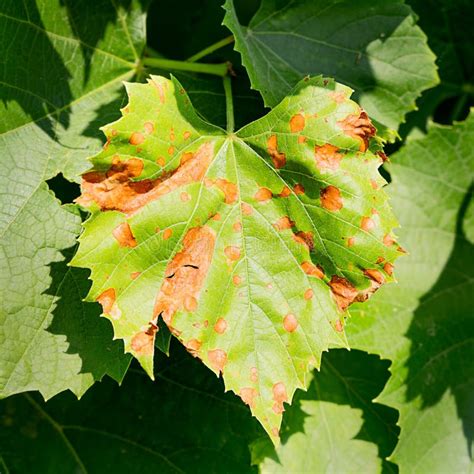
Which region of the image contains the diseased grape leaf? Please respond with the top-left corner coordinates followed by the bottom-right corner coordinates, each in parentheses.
top-left (223, 0), bottom-right (439, 131)
top-left (253, 350), bottom-right (399, 473)
top-left (0, 0), bottom-right (147, 398)
top-left (72, 73), bottom-right (402, 438)
top-left (347, 113), bottom-right (474, 472)
top-left (0, 341), bottom-right (263, 473)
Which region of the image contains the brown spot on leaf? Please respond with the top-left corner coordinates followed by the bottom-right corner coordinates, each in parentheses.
top-left (214, 318), bottom-right (227, 334)
top-left (232, 275), bottom-right (241, 286)
top-left (78, 142), bottom-right (215, 215)
top-left (301, 261), bottom-right (324, 278)
top-left (335, 319), bottom-right (343, 332)
top-left (180, 192), bottom-right (191, 202)
top-left (384, 262), bottom-right (394, 276)
top-left (185, 338), bottom-right (201, 356)
top-left (273, 216), bottom-right (295, 231)
top-left (153, 226), bottom-right (216, 326)
top-left (233, 221), bottom-right (242, 232)
top-left (294, 183), bottom-right (305, 195)
top-left (289, 113), bottom-right (305, 133)
top-left (361, 216), bottom-right (375, 231)
top-left (211, 213), bottom-right (221, 221)
top-left (144, 122), bottom-right (154, 134)
top-left (314, 144), bottom-right (343, 172)
top-left (298, 136), bottom-right (307, 144)
top-left (250, 367), bottom-right (258, 382)
top-left (183, 131), bottom-right (191, 140)
top-left (224, 246), bottom-right (241, 261)
top-left (167, 145), bottom-right (175, 155)
top-left (320, 185), bottom-right (343, 211)
top-left (272, 382), bottom-right (288, 414)
top-left (283, 314), bottom-right (298, 332)
top-left (279, 186), bottom-right (291, 197)
top-left (129, 132), bottom-right (144, 146)
top-left (329, 91), bottom-right (346, 103)
top-left (370, 179), bottom-right (378, 190)
top-left (148, 78), bottom-right (166, 103)
top-left (170, 128), bottom-right (175, 141)
top-left (208, 349), bottom-right (227, 373)
top-left (254, 187), bottom-right (272, 202)
top-left (267, 135), bottom-right (286, 168)
top-left (347, 237), bottom-right (355, 247)
top-left (293, 231), bottom-right (314, 251)
top-left (383, 233), bottom-right (395, 246)
top-left (130, 271), bottom-right (141, 280)
top-left (364, 269), bottom-right (385, 285)
top-left (112, 222), bottom-right (137, 248)
top-left (242, 203), bottom-right (253, 215)
top-left (163, 228), bottom-right (173, 240)
top-left (337, 110), bottom-right (376, 152)
top-left (329, 276), bottom-right (358, 311)
top-left (304, 288), bottom-right (314, 300)
top-left (131, 322), bottom-right (157, 356)
top-left (240, 388), bottom-right (258, 408)
top-left (215, 178), bottom-right (238, 204)
top-left (156, 157), bottom-right (166, 167)
top-left (96, 288), bottom-right (122, 320)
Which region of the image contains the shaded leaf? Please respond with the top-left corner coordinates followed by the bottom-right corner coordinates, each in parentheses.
top-left (347, 113), bottom-right (474, 472)
top-left (72, 74), bottom-right (401, 438)
top-left (223, 0), bottom-right (438, 131)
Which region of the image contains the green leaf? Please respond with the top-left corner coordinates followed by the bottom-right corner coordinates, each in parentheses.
top-left (0, 0), bottom-right (147, 398)
top-left (72, 73), bottom-right (401, 439)
top-left (223, 0), bottom-right (439, 131)
top-left (0, 342), bottom-right (262, 473)
top-left (253, 350), bottom-right (399, 473)
top-left (347, 113), bottom-right (474, 472)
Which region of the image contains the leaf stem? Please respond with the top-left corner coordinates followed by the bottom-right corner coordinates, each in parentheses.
top-left (187, 35), bottom-right (234, 63)
top-left (223, 75), bottom-right (234, 133)
top-left (142, 57), bottom-right (228, 77)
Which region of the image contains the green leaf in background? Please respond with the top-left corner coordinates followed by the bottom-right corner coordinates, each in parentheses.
top-left (347, 112), bottom-right (474, 472)
top-left (223, 0), bottom-right (439, 131)
top-left (0, 0), bottom-right (146, 398)
top-left (253, 350), bottom-right (399, 473)
top-left (72, 73), bottom-right (401, 439)
top-left (0, 342), bottom-right (262, 473)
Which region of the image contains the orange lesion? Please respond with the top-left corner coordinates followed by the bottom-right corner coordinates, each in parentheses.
top-left (77, 142), bottom-right (215, 215)
top-left (314, 144), bottom-right (343, 172)
top-left (112, 222), bottom-right (137, 248)
top-left (267, 135), bottom-right (286, 168)
top-left (336, 110), bottom-right (376, 152)
top-left (131, 322), bottom-right (157, 356)
top-left (320, 185), bottom-right (343, 211)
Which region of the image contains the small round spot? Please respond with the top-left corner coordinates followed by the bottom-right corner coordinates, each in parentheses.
top-left (163, 228), bottom-right (173, 240)
top-left (347, 237), bottom-right (355, 247)
top-left (304, 288), bottom-right (314, 300)
top-left (254, 187), bottom-right (272, 202)
top-left (232, 275), bottom-right (241, 286)
top-left (183, 131), bottom-right (191, 140)
top-left (283, 314), bottom-right (298, 332)
top-left (294, 183), bottom-right (305, 195)
top-left (224, 246), bottom-right (241, 261)
top-left (129, 132), bottom-right (144, 145)
top-left (184, 295), bottom-right (198, 312)
top-left (233, 221), bottom-right (242, 232)
top-left (384, 262), bottom-right (394, 276)
top-left (361, 216), bottom-right (375, 231)
top-left (214, 318), bottom-right (227, 334)
top-left (180, 192), bottom-right (191, 202)
top-left (167, 145), bottom-right (175, 155)
top-left (144, 122), bottom-right (154, 134)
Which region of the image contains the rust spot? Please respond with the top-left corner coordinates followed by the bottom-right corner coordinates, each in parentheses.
top-left (78, 142), bottom-right (215, 215)
top-left (361, 216), bottom-right (375, 231)
top-left (233, 221), bottom-right (242, 232)
top-left (383, 233), bottom-right (395, 246)
top-left (153, 226), bottom-right (216, 326)
top-left (131, 322), bottom-right (157, 356)
top-left (329, 276), bottom-right (358, 311)
top-left (242, 203), bottom-right (253, 215)
top-left (347, 237), bottom-right (355, 247)
top-left (271, 427), bottom-right (280, 438)
top-left (215, 178), bottom-right (238, 204)
top-left (254, 187), bottom-right (272, 202)
top-left (376, 256), bottom-right (385, 264)
top-left (185, 338), bottom-right (201, 356)
top-left (301, 261), bottom-right (324, 278)
top-left (144, 122), bottom-right (154, 134)
top-left (181, 152), bottom-right (194, 165)
top-left (294, 183), bottom-right (305, 195)
top-left (329, 91), bottom-right (346, 103)
top-left (232, 275), bottom-right (241, 286)
top-left (170, 128), bottom-right (175, 141)
top-left (293, 231), bottom-right (314, 251)
top-left (272, 382), bottom-right (288, 414)
top-left (130, 271), bottom-right (141, 280)
top-left (180, 192), bottom-right (191, 202)
top-left (304, 288), bottom-right (314, 300)
top-left (183, 131), bottom-right (191, 140)
top-left (96, 288), bottom-right (122, 320)
top-left (279, 186), bottom-right (291, 197)
top-left (149, 78), bottom-right (166, 103)
top-left (289, 113), bottom-right (305, 133)
top-left (250, 367), bottom-right (258, 382)
top-left (384, 262), bottom-right (394, 276)
top-left (112, 222), bottom-right (137, 248)
top-left (214, 318), bottom-right (227, 334)
top-left (211, 213), bottom-right (221, 221)
top-left (337, 110), bottom-right (376, 152)
top-left (283, 314), bottom-right (298, 333)
top-left (167, 145), bottom-right (175, 155)
top-left (320, 185), bottom-right (343, 211)
top-left (273, 216), bottom-right (295, 231)
top-left (240, 387), bottom-right (258, 408)
top-left (335, 319), bottom-right (343, 332)
top-left (364, 269), bottom-right (385, 285)
top-left (163, 228), bottom-right (173, 240)
top-left (314, 144), bottom-right (343, 172)
top-left (370, 179), bottom-right (378, 190)
top-left (208, 349), bottom-right (227, 373)
top-left (103, 137), bottom-right (111, 150)
top-left (225, 246), bottom-right (241, 261)
top-left (267, 135), bottom-right (286, 168)
top-left (156, 157), bottom-right (166, 167)
top-left (298, 136), bottom-right (307, 144)
top-left (129, 132), bottom-right (144, 145)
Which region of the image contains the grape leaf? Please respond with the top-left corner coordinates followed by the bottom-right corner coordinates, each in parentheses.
top-left (253, 350), bottom-right (399, 473)
top-left (347, 113), bottom-right (474, 472)
top-left (0, 342), bottom-right (263, 473)
top-left (72, 73), bottom-right (402, 439)
top-left (0, 0), bottom-right (147, 398)
top-left (223, 0), bottom-right (439, 131)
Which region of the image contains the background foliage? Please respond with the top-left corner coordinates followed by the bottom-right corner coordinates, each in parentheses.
top-left (0, 0), bottom-right (472, 472)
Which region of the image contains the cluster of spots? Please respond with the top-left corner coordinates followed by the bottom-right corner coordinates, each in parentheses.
top-left (314, 144), bottom-right (343, 172)
top-left (272, 382), bottom-right (288, 414)
top-left (112, 222), bottom-right (137, 248)
top-left (78, 142), bottom-right (215, 215)
top-left (153, 226), bottom-right (216, 333)
top-left (337, 110), bottom-right (376, 152)
top-left (131, 321), bottom-right (157, 357)
top-left (96, 288), bottom-right (122, 320)
top-left (320, 185), bottom-right (343, 211)
top-left (267, 135), bottom-right (286, 168)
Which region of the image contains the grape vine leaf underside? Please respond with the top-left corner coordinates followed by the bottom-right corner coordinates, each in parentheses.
top-left (223, 0), bottom-right (439, 131)
top-left (72, 74), bottom-right (402, 438)
top-left (0, 0), bottom-right (147, 399)
top-left (347, 112), bottom-right (474, 472)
